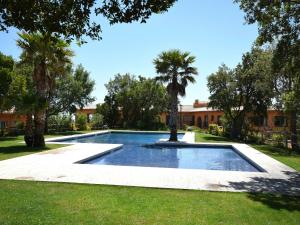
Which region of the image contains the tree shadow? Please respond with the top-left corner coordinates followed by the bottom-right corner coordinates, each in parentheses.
top-left (247, 192), bottom-right (300, 211)
top-left (0, 145), bottom-right (52, 155)
top-left (0, 136), bottom-right (19, 142)
top-left (199, 135), bottom-right (232, 142)
top-left (222, 171), bottom-right (300, 211)
top-left (252, 144), bottom-right (296, 157)
top-left (47, 131), bottom-right (91, 137)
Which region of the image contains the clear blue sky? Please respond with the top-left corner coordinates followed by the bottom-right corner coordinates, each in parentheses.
top-left (0, 0), bottom-right (258, 105)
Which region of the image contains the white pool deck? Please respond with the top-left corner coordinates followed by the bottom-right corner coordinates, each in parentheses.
top-left (0, 130), bottom-right (299, 195)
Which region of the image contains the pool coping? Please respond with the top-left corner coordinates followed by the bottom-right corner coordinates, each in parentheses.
top-left (0, 130), bottom-right (299, 195)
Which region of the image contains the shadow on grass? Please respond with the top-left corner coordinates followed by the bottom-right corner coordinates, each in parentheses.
top-left (0, 136), bottom-right (20, 142)
top-left (222, 171), bottom-right (300, 211)
top-left (251, 144), bottom-right (299, 157)
top-left (248, 192), bottom-right (300, 212)
top-left (199, 136), bottom-right (231, 142)
top-left (48, 131), bottom-right (92, 136)
top-left (0, 145), bottom-right (53, 155)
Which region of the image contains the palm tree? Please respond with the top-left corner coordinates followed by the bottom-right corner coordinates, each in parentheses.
top-left (154, 49), bottom-right (198, 141)
top-left (17, 32), bottom-right (73, 147)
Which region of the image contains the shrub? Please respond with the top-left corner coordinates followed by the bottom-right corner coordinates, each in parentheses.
top-left (246, 131), bottom-right (264, 144)
top-left (208, 124), bottom-right (218, 135)
top-left (76, 113), bottom-right (87, 131)
top-left (272, 133), bottom-right (286, 148)
top-left (208, 124), bottom-right (224, 136)
top-left (90, 113), bottom-right (104, 130)
top-left (48, 115), bottom-right (72, 132)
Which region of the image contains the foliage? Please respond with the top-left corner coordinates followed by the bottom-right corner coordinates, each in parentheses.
top-left (90, 113), bottom-right (104, 130)
top-left (0, 52), bottom-right (14, 110)
top-left (271, 133), bottom-right (286, 148)
top-left (48, 64), bottom-right (95, 117)
top-left (76, 113), bottom-right (87, 131)
top-left (235, 0), bottom-right (300, 150)
top-left (0, 0), bottom-right (176, 43)
top-left (154, 49), bottom-right (198, 141)
top-left (207, 48), bottom-right (273, 140)
top-left (208, 124), bottom-right (223, 136)
top-left (100, 74), bottom-right (169, 130)
top-left (17, 32), bottom-right (73, 147)
top-left (48, 115), bottom-right (72, 132)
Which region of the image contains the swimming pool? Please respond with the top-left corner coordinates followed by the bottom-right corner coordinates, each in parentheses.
top-left (54, 131), bottom-right (261, 172)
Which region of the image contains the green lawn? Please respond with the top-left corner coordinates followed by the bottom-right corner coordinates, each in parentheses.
top-left (0, 180), bottom-right (299, 225)
top-left (195, 131), bottom-right (233, 143)
top-left (195, 131), bottom-right (300, 172)
top-left (251, 144), bottom-right (300, 172)
top-left (0, 131), bottom-right (96, 161)
top-left (0, 136), bottom-right (65, 161)
top-left (0, 131), bottom-right (299, 225)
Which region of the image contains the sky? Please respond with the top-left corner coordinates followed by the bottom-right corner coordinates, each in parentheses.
top-left (0, 0), bottom-right (258, 105)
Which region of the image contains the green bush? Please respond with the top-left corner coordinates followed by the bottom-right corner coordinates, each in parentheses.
top-left (272, 133), bottom-right (286, 148)
top-left (90, 113), bottom-right (104, 130)
top-left (246, 132), bottom-right (264, 144)
top-left (48, 115), bottom-right (72, 132)
top-left (76, 113), bottom-right (87, 131)
top-left (208, 124), bottom-right (218, 135)
top-left (16, 121), bottom-right (24, 130)
top-left (208, 124), bottom-right (223, 136)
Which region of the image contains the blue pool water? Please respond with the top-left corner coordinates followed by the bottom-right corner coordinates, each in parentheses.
top-left (56, 132), bottom-right (260, 172)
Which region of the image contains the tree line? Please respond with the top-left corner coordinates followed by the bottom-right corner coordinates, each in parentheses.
top-left (209, 0), bottom-right (300, 151)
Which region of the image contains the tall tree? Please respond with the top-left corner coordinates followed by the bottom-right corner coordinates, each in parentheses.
top-left (208, 48), bottom-right (273, 139)
top-left (98, 74), bottom-right (168, 129)
top-left (17, 32), bottom-right (73, 147)
top-left (235, 0), bottom-right (300, 150)
top-left (154, 50), bottom-right (198, 141)
top-left (48, 64), bottom-right (95, 117)
top-left (0, 52), bottom-right (14, 111)
top-left (0, 0), bottom-right (176, 43)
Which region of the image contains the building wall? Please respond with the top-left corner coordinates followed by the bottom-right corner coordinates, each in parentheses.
top-left (160, 110), bottom-right (290, 131)
top-left (0, 113), bottom-right (26, 129)
top-left (0, 108), bottom-right (289, 132)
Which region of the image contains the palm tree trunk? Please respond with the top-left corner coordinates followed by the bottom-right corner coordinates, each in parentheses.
top-left (290, 110), bottom-right (299, 152)
top-left (24, 113), bottom-right (34, 147)
top-left (32, 63), bottom-right (47, 147)
top-left (33, 110), bottom-right (46, 147)
top-left (169, 91), bottom-right (178, 141)
top-left (44, 109), bottom-right (49, 134)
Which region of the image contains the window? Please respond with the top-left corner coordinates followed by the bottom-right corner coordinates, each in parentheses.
top-left (211, 115), bottom-right (214, 122)
top-left (183, 115), bottom-right (194, 126)
top-left (274, 116), bottom-right (286, 127)
top-left (197, 117), bottom-right (202, 128)
top-left (204, 115), bottom-right (208, 128)
top-left (0, 121), bottom-right (6, 129)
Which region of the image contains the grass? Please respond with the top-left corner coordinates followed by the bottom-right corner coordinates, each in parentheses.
top-left (0, 130), bottom-right (299, 224)
top-left (0, 136), bottom-right (65, 161)
top-left (250, 144), bottom-right (300, 172)
top-left (195, 131), bottom-right (233, 143)
top-left (0, 130), bottom-right (98, 161)
top-left (195, 131), bottom-right (300, 172)
top-left (0, 180), bottom-right (299, 225)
